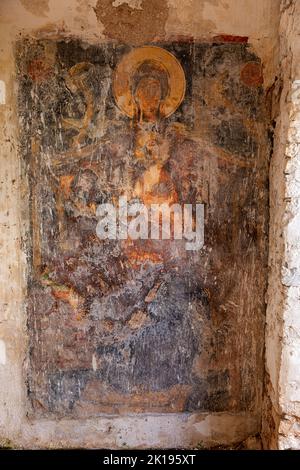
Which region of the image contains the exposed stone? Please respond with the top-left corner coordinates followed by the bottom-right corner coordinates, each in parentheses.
top-left (20, 0), bottom-right (49, 18)
top-left (263, 0), bottom-right (300, 450)
top-left (127, 309), bottom-right (149, 329)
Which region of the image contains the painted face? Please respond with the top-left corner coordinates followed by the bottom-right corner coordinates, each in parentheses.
top-left (134, 77), bottom-right (162, 120)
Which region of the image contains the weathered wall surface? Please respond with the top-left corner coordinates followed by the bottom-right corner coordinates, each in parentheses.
top-left (263, 0), bottom-right (300, 450)
top-left (0, 0), bottom-right (280, 449)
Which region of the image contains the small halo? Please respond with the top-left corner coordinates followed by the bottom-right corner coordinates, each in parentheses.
top-left (113, 46), bottom-right (186, 119)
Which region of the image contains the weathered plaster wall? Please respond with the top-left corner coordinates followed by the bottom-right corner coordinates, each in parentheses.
top-left (0, 0), bottom-right (280, 449)
top-left (263, 0), bottom-right (300, 450)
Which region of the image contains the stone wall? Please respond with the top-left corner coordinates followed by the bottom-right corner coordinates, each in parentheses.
top-left (263, 0), bottom-right (300, 450)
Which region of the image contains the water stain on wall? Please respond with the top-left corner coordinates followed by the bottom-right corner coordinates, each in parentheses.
top-left (20, 0), bottom-right (49, 18)
top-left (94, 0), bottom-right (169, 44)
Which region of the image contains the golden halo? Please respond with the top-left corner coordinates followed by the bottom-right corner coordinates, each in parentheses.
top-left (113, 46), bottom-right (186, 119)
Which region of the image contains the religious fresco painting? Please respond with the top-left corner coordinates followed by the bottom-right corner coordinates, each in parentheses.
top-left (17, 38), bottom-right (269, 417)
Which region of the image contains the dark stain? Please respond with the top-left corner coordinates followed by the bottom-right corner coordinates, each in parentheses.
top-left (20, 0), bottom-right (49, 18)
top-left (94, 0), bottom-right (169, 45)
top-left (186, 371), bottom-right (230, 412)
top-left (213, 118), bottom-right (258, 158)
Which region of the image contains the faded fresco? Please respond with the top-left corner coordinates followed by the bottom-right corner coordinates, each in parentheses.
top-left (17, 39), bottom-right (269, 417)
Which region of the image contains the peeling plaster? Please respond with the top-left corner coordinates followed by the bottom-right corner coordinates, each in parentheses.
top-left (94, 0), bottom-right (169, 44)
top-left (0, 341), bottom-right (6, 365)
top-left (0, 81), bottom-right (5, 105)
top-left (20, 0), bottom-right (50, 18)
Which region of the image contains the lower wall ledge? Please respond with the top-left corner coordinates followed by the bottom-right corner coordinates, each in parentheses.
top-left (2, 412), bottom-right (260, 449)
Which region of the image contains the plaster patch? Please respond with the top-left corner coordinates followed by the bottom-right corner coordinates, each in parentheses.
top-left (0, 340), bottom-right (6, 365)
top-left (0, 80), bottom-right (6, 105)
